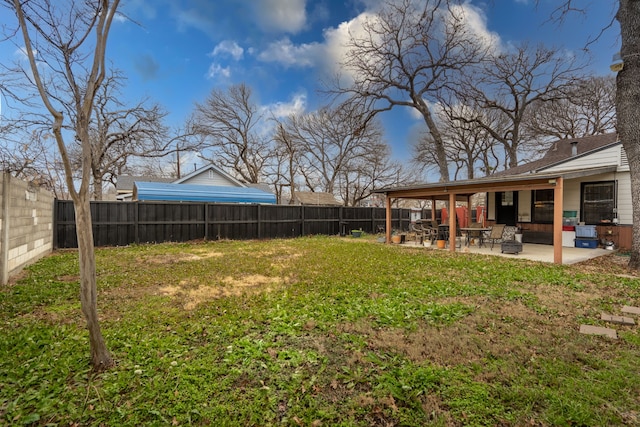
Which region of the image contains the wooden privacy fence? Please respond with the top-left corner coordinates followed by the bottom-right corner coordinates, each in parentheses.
top-left (53, 200), bottom-right (414, 249)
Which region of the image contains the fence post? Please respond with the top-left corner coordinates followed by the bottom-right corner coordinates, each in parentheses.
top-left (52, 199), bottom-right (58, 250)
top-left (1, 172), bottom-right (9, 285)
top-left (370, 207), bottom-right (375, 234)
top-left (257, 204), bottom-right (262, 239)
top-left (300, 205), bottom-right (304, 236)
top-left (204, 203), bottom-right (209, 240)
top-left (134, 201), bottom-right (140, 244)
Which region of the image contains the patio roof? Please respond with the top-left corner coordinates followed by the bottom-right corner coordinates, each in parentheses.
top-left (374, 165), bottom-right (618, 200)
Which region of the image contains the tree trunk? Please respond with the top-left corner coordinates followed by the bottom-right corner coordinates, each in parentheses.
top-left (93, 174), bottom-right (103, 201)
top-left (421, 104), bottom-right (451, 182)
top-left (74, 196), bottom-right (114, 370)
top-left (616, 1), bottom-right (640, 269)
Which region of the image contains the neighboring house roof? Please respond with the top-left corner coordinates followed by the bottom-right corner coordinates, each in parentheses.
top-left (291, 192), bottom-right (342, 206)
top-left (133, 181), bottom-right (276, 204)
top-left (493, 133), bottom-right (619, 177)
top-left (246, 183), bottom-right (274, 194)
top-left (173, 164), bottom-right (246, 187)
top-left (116, 175), bottom-right (173, 193)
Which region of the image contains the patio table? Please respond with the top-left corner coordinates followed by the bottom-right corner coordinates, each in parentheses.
top-left (459, 227), bottom-right (492, 247)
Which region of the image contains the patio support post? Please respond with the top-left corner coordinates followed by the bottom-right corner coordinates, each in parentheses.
top-left (449, 192), bottom-right (456, 252)
top-left (385, 195), bottom-right (392, 244)
top-left (466, 195), bottom-right (472, 227)
top-left (553, 177), bottom-right (564, 264)
top-left (431, 197), bottom-right (436, 221)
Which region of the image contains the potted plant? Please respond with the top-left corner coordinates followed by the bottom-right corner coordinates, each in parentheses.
top-left (514, 225), bottom-right (523, 243)
top-left (351, 229), bottom-right (363, 238)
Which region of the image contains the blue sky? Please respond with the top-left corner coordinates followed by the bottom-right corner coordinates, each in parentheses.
top-left (2, 0), bottom-right (621, 166)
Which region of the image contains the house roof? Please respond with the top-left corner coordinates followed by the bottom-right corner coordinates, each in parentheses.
top-left (133, 181), bottom-right (276, 204)
top-left (375, 166), bottom-right (618, 200)
top-left (116, 175), bottom-right (173, 192)
top-left (291, 192), bottom-right (342, 206)
top-left (492, 133), bottom-right (619, 177)
top-left (173, 164), bottom-right (246, 187)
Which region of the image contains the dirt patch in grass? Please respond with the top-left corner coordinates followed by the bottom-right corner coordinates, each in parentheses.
top-left (142, 250), bottom-right (224, 265)
top-left (159, 274), bottom-right (290, 310)
top-left (56, 274), bottom-right (80, 283)
top-left (339, 297), bottom-right (569, 367)
top-left (574, 253), bottom-right (640, 279)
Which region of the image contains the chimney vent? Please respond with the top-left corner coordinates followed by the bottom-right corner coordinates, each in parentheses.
top-left (570, 141), bottom-right (578, 156)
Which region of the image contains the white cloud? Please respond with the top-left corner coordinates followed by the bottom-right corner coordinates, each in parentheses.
top-left (448, 3), bottom-right (502, 53)
top-left (206, 63), bottom-right (231, 79)
top-left (252, 0), bottom-right (307, 34)
top-left (265, 92), bottom-right (307, 118)
top-left (211, 40), bottom-right (244, 61)
top-left (175, 6), bottom-right (218, 38)
top-left (322, 12), bottom-right (376, 78)
top-left (257, 38), bottom-right (321, 68)
top-left (255, 0), bottom-right (502, 85)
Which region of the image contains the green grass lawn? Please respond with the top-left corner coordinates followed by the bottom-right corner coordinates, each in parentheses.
top-left (2, 236), bottom-right (640, 426)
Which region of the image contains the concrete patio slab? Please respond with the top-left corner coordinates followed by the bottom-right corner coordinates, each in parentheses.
top-left (398, 240), bottom-right (610, 265)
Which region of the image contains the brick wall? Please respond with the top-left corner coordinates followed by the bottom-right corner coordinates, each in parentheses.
top-left (1, 173), bottom-right (54, 284)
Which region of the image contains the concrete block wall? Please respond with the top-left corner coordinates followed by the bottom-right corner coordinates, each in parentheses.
top-left (1, 172), bottom-right (54, 284)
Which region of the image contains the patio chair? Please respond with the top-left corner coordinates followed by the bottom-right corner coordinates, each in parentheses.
top-left (487, 224), bottom-right (506, 250)
top-left (410, 222), bottom-right (424, 243)
top-left (420, 221), bottom-right (438, 244)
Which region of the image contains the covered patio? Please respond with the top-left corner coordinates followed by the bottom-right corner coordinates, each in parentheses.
top-left (376, 167), bottom-right (618, 265)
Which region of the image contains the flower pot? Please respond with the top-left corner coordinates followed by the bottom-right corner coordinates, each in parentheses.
top-left (391, 235), bottom-right (402, 244)
top-left (351, 230), bottom-right (362, 238)
top-left (436, 239), bottom-right (446, 249)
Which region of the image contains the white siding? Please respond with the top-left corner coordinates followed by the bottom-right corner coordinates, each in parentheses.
top-left (543, 146), bottom-right (621, 172)
top-left (616, 172), bottom-right (632, 225)
top-left (562, 179), bottom-right (582, 217)
top-left (517, 190), bottom-right (531, 222)
top-left (487, 192), bottom-right (495, 220)
top-left (181, 169), bottom-right (243, 187)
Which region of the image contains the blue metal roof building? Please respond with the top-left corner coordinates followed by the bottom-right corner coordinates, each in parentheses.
top-left (133, 181), bottom-right (276, 204)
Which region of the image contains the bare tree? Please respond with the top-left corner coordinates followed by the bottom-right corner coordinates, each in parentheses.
top-left (334, 0), bottom-right (490, 182)
top-left (67, 71), bottom-right (197, 200)
top-left (453, 43), bottom-right (585, 169)
top-left (270, 119), bottom-right (300, 204)
top-left (193, 83), bottom-right (272, 184)
top-left (281, 103), bottom-right (386, 200)
top-left (525, 75), bottom-right (617, 141)
top-left (4, 0), bottom-right (120, 370)
top-left (412, 104), bottom-right (503, 180)
top-left (338, 143), bottom-right (405, 206)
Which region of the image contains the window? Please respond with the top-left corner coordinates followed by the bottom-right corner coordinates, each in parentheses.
top-left (532, 189), bottom-right (554, 223)
top-left (581, 181), bottom-right (615, 224)
top-left (501, 191), bottom-right (514, 206)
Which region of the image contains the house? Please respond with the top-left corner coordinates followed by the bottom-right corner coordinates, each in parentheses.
top-left (486, 133), bottom-right (629, 246)
top-left (290, 191), bottom-right (342, 206)
top-left (374, 132), bottom-right (632, 263)
top-left (117, 164), bottom-right (274, 202)
top-left (171, 164), bottom-right (246, 187)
